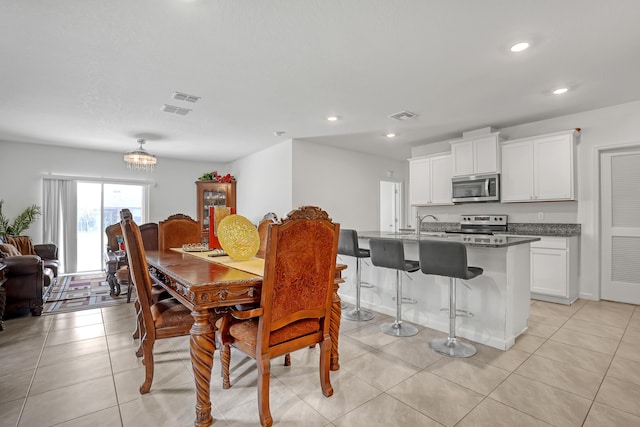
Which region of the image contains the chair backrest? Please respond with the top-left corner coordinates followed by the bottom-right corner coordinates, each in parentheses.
top-left (418, 239), bottom-right (470, 279)
top-left (258, 206), bottom-right (339, 354)
top-left (119, 209), bottom-right (155, 331)
top-left (139, 222), bottom-right (159, 251)
top-left (105, 223), bottom-right (122, 252)
top-left (256, 219), bottom-right (273, 259)
top-left (158, 214), bottom-right (199, 251)
top-left (337, 229), bottom-right (359, 257)
top-left (369, 238), bottom-right (408, 271)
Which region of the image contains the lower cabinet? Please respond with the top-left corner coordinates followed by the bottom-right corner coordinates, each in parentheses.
top-left (529, 236), bottom-right (579, 304)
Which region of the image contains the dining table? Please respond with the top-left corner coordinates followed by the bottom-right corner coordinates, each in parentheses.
top-left (144, 248), bottom-right (346, 427)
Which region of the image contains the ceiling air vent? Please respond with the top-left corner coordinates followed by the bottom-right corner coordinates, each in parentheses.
top-left (172, 92), bottom-right (201, 103)
top-left (162, 104), bottom-right (192, 116)
top-left (388, 110), bottom-right (418, 121)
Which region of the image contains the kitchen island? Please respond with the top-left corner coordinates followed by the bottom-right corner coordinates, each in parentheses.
top-left (338, 231), bottom-right (539, 350)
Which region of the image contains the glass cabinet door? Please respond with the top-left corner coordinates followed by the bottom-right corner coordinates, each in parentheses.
top-left (202, 188), bottom-right (227, 231)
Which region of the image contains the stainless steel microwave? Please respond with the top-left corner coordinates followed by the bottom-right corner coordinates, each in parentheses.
top-left (451, 173), bottom-right (500, 203)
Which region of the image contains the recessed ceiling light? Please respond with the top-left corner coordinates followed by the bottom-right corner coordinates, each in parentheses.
top-left (327, 115), bottom-right (340, 122)
top-left (273, 131), bottom-right (286, 137)
top-left (386, 133), bottom-right (396, 138)
top-left (510, 42), bottom-right (530, 52)
top-left (553, 87), bottom-right (568, 95)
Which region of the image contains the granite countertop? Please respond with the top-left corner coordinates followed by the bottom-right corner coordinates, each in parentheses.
top-left (499, 223), bottom-right (581, 237)
top-left (411, 222), bottom-right (581, 238)
top-left (358, 231), bottom-right (539, 248)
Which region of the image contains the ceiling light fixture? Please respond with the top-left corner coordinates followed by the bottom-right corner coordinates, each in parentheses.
top-left (386, 133), bottom-right (396, 138)
top-left (124, 139), bottom-right (157, 172)
top-left (510, 42), bottom-right (530, 52)
top-left (326, 115), bottom-right (340, 122)
top-left (273, 131), bottom-right (286, 137)
top-left (553, 87), bottom-right (568, 95)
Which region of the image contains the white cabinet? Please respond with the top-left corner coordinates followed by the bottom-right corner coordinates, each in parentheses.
top-left (450, 133), bottom-right (502, 177)
top-left (501, 130), bottom-right (578, 202)
top-left (530, 236), bottom-right (579, 304)
top-left (409, 153), bottom-right (452, 205)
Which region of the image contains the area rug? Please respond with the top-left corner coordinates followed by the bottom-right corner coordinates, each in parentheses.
top-left (43, 272), bottom-right (130, 314)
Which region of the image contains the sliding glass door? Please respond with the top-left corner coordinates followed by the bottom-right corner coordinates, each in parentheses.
top-left (76, 182), bottom-right (146, 272)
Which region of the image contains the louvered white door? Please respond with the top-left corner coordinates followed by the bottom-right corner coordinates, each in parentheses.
top-left (601, 148), bottom-right (640, 304)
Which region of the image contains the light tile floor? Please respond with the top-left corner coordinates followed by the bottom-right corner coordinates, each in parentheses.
top-left (1, 299), bottom-right (640, 426)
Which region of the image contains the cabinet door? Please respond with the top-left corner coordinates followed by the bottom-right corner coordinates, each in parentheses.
top-left (534, 134), bottom-right (574, 201)
top-left (474, 135), bottom-right (499, 174)
top-left (430, 154), bottom-right (452, 205)
top-left (501, 140), bottom-right (534, 202)
top-left (409, 157), bottom-right (431, 205)
top-left (530, 248), bottom-right (568, 297)
top-left (451, 140), bottom-right (474, 176)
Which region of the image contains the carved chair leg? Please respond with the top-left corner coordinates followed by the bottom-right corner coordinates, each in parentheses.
top-left (257, 355), bottom-right (273, 427)
top-left (221, 344), bottom-right (231, 389)
top-left (139, 337), bottom-right (155, 394)
top-left (319, 334), bottom-right (333, 398)
top-left (132, 300), bottom-right (141, 339)
top-left (283, 353), bottom-right (291, 367)
top-left (135, 316), bottom-right (146, 358)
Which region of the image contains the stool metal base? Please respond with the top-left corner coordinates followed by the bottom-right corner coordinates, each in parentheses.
top-left (429, 337), bottom-right (477, 358)
top-left (342, 308), bottom-right (375, 321)
top-left (380, 321), bottom-right (418, 337)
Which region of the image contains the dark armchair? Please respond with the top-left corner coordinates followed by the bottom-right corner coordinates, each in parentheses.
top-left (0, 236), bottom-right (58, 317)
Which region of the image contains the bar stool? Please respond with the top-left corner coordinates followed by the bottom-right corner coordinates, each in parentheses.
top-left (339, 229), bottom-right (375, 321)
top-left (369, 238), bottom-right (420, 337)
top-left (418, 240), bottom-right (483, 357)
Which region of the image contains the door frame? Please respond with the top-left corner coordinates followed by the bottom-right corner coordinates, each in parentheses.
top-left (378, 179), bottom-right (403, 233)
top-left (594, 140), bottom-right (640, 301)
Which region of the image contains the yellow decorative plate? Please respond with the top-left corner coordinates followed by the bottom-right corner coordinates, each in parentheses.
top-left (217, 214), bottom-right (260, 260)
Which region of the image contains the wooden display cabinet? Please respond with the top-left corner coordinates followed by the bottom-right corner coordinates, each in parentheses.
top-left (196, 181), bottom-right (236, 243)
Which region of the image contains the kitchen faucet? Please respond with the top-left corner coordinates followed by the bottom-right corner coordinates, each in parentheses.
top-left (416, 213), bottom-right (439, 236)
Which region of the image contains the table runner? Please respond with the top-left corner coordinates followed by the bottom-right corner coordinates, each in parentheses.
top-left (171, 248), bottom-right (265, 276)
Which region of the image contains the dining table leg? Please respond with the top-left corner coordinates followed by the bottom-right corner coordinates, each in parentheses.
top-left (190, 309), bottom-right (216, 427)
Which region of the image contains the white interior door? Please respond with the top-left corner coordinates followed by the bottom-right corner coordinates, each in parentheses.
top-left (600, 147), bottom-right (640, 304)
top-left (379, 180), bottom-right (402, 232)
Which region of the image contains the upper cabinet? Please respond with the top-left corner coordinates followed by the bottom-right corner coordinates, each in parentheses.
top-left (450, 133), bottom-right (503, 177)
top-left (409, 153), bottom-right (452, 206)
top-left (501, 130), bottom-right (579, 203)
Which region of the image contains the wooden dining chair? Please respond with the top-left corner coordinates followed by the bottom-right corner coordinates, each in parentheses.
top-left (216, 206), bottom-right (340, 427)
top-left (131, 222), bottom-right (167, 341)
top-left (255, 212), bottom-right (279, 259)
top-left (120, 209), bottom-right (194, 394)
top-left (158, 213), bottom-right (200, 251)
top-left (139, 222), bottom-right (159, 251)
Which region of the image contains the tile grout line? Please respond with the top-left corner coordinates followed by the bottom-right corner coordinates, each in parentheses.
top-left (15, 316), bottom-right (53, 427)
top-left (101, 306), bottom-right (126, 427)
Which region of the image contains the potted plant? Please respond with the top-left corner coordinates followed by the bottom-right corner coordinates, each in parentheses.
top-left (0, 200), bottom-right (42, 238)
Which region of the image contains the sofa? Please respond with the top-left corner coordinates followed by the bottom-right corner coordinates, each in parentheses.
top-left (0, 236), bottom-right (59, 317)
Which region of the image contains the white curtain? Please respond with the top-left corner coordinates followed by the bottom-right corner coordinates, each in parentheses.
top-left (42, 179), bottom-right (77, 273)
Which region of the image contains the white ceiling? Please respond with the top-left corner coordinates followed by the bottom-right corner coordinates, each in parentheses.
top-left (2, 1), bottom-right (640, 162)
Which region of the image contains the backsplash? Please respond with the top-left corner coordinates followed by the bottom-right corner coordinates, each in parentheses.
top-left (411, 200), bottom-right (578, 227)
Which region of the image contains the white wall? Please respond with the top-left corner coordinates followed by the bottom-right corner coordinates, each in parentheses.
top-left (410, 100), bottom-right (640, 301)
top-left (292, 139), bottom-right (409, 230)
top-left (0, 140), bottom-right (223, 242)
top-left (230, 140), bottom-right (293, 224)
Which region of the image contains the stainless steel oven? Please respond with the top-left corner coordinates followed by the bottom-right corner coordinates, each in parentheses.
top-left (451, 173), bottom-right (499, 203)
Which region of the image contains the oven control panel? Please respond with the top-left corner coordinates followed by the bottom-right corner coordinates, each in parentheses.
top-left (460, 215), bottom-right (507, 226)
